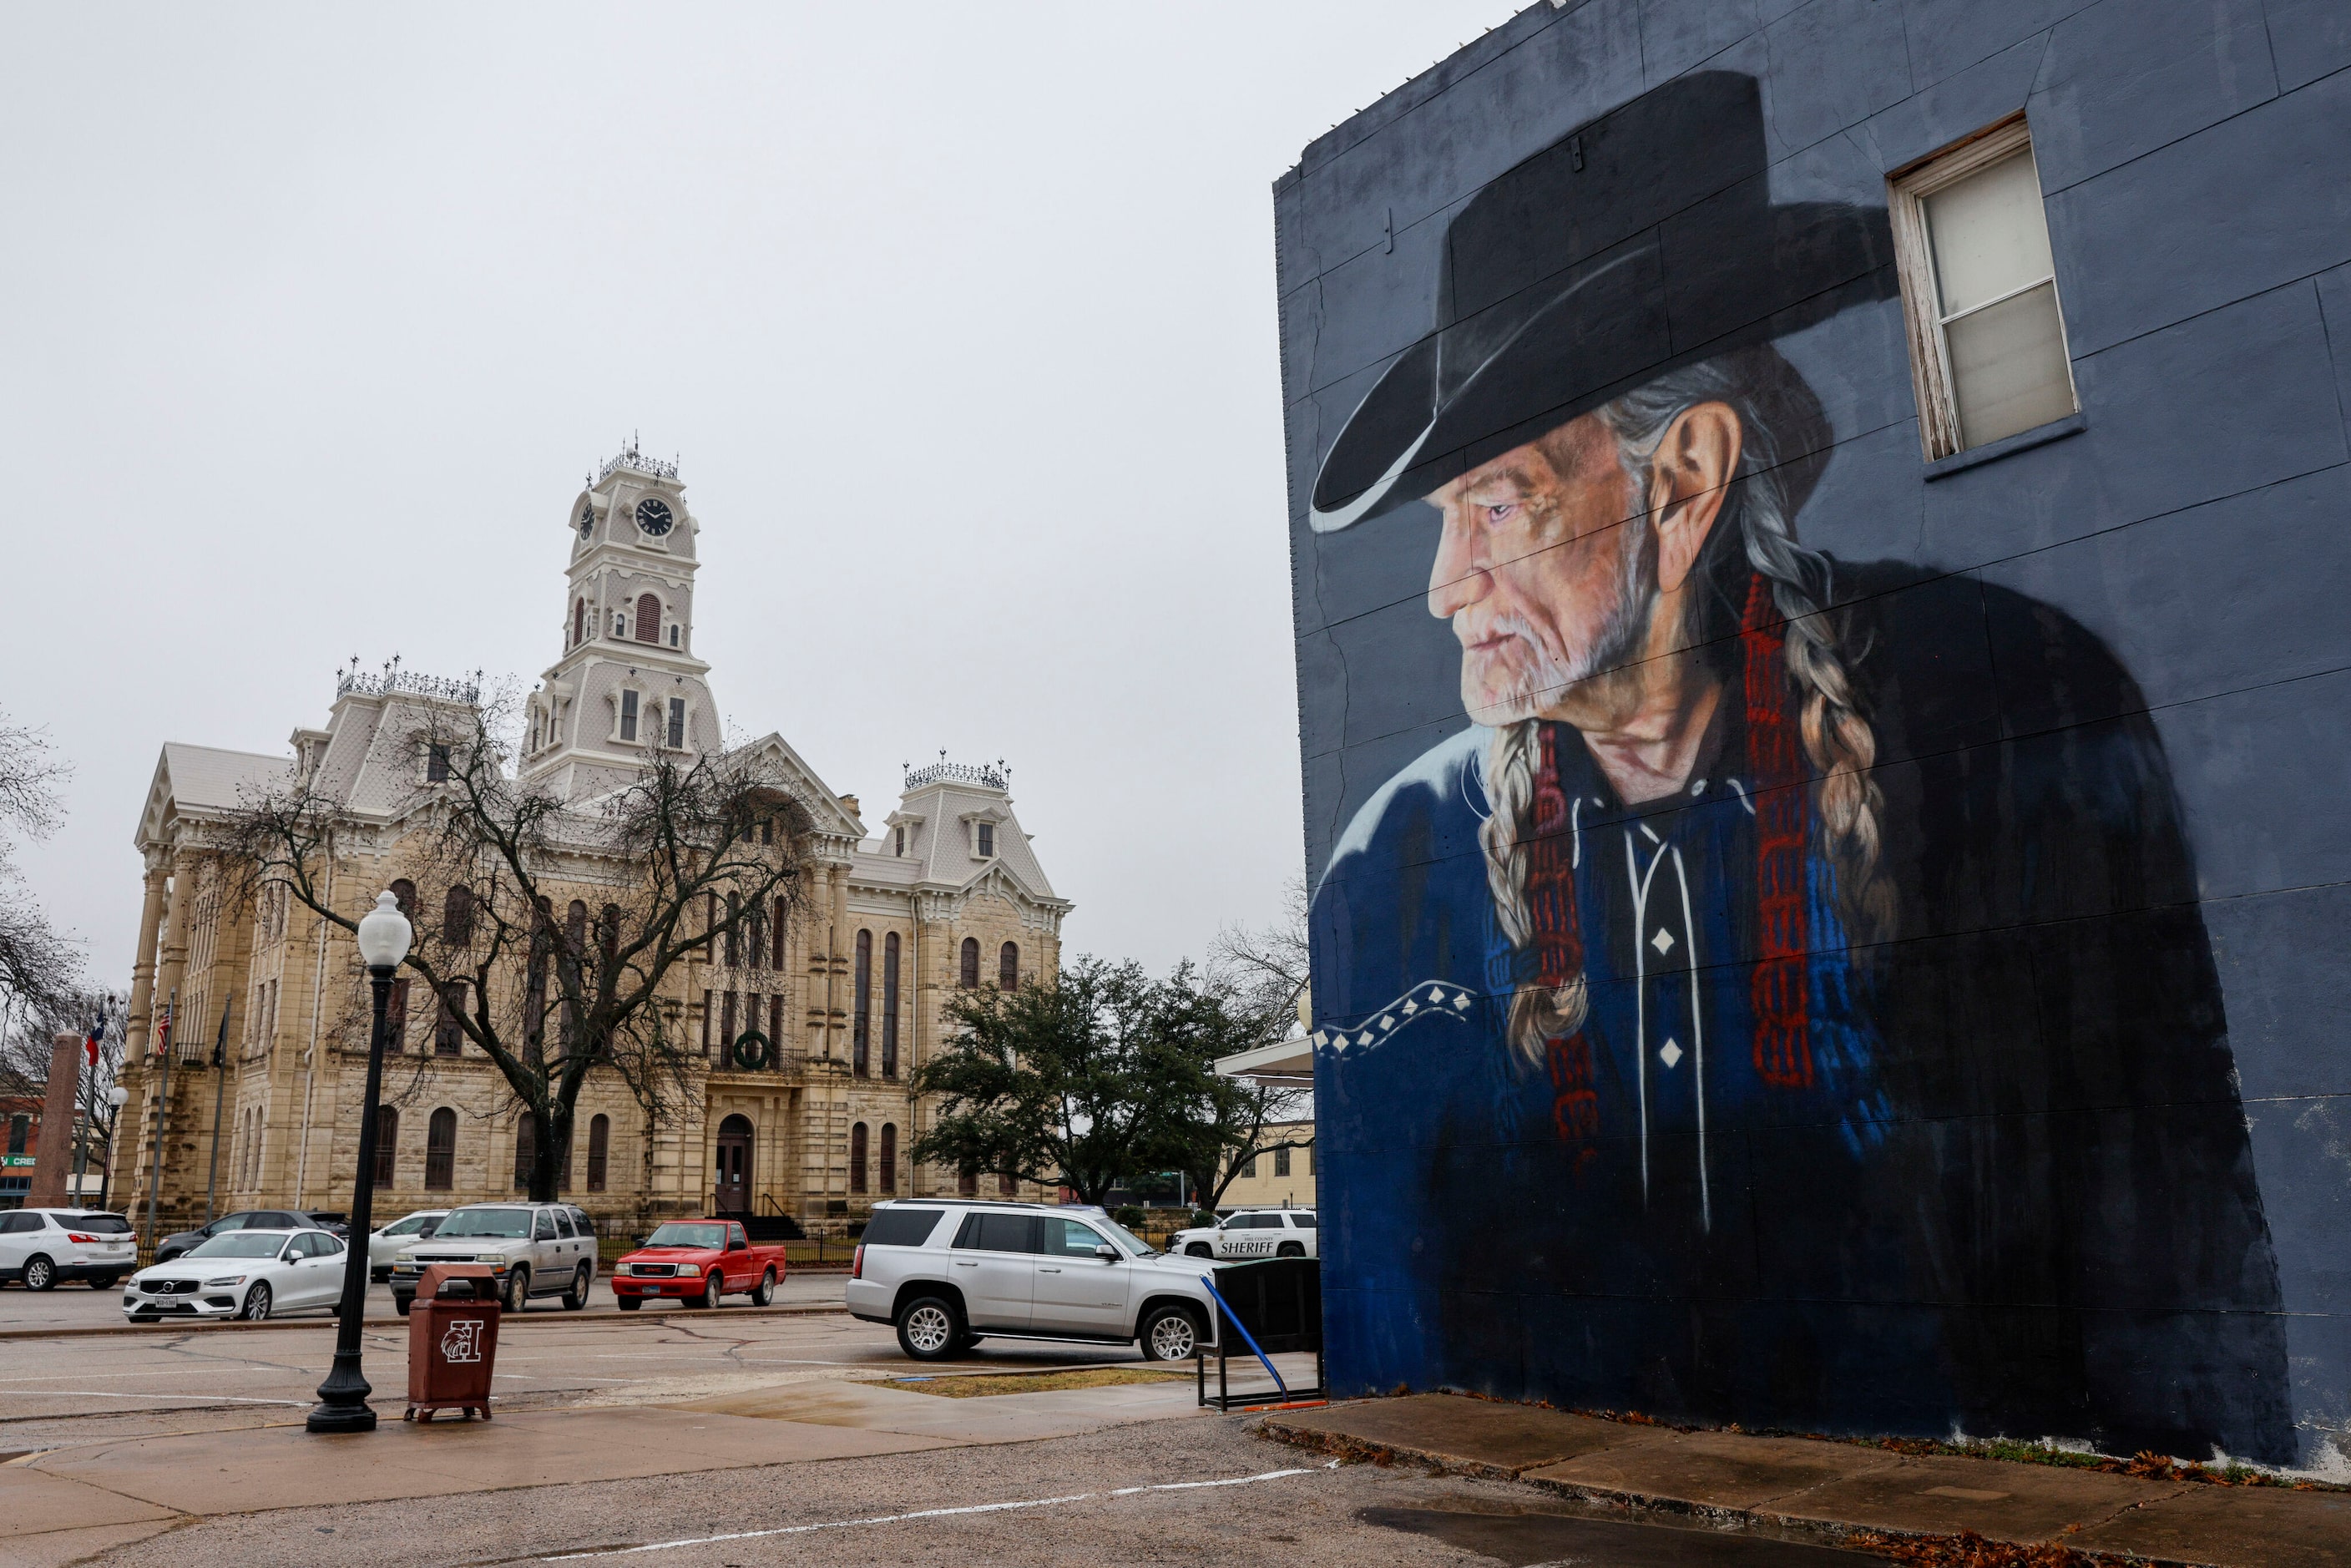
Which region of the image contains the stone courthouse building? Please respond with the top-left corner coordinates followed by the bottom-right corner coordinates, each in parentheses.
top-left (114, 446), bottom-right (1069, 1234)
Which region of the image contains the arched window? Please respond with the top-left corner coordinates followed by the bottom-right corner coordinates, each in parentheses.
top-left (881, 933), bottom-right (900, 1079)
top-left (389, 879), bottom-right (416, 917)
top-left (849, 1121), bottom-right (868, 1195)
top-left (879, 1123), bottom-right (897, 1194)
top-left (958, 1166), bottom-right (978, 1197)
top-left (999, 941), bottom-right (1019, 991)
top-left (959, 937), bottom-right (979, 989)
top-left (587, 1113), bottom-right (610, 1192)
top-left (372, 1106), bottom-right (397, 1189)
top-left (573, 598), bottom-right (585, 647)
top-left (435, 981), bottom-right (465, 1055)
top-left (852, 930), bottom-right (872, 1077)
top-left (513, 1115), bottom-right (536, 1191)
top-left (445, 883), bottom-right (473, 946)
top-left (566, 899), bottom-right (588, 953)
top-left (425, 1108), bottom-right (457, 1191)
top-left (635, 593), bottom-right (660, 643)
top-left (748, 904), bottom-right (766, 972)
top-left (725, 893), bottom-right (741, 968)
top-left (771, 898), bottom-right (787, 969)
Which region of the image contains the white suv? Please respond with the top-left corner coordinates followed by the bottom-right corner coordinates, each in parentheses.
top-left (845, 1200), bottom-right (1221, 1363)
top-left (0, 1209), bottom-right (139, 1290)
top-left (1169, 1208), bottom-right (1318, 1261)
top-left (387, 1202), bottom-right (599, 1314)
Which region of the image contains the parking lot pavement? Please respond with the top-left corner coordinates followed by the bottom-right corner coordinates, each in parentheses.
top-left (35, 1409), bottom-right (1885, 1568)
top-left (0, 1265), bottom-right (847, 1333)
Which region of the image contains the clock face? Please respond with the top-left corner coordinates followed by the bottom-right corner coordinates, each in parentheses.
top-left (577, 503), bottom-right (594, 539)
top-left (635, 498), bottom-right (675, 537)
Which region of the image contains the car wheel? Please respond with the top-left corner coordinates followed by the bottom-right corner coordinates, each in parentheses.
top-left (696, 1272), bottom-right (722, 1310)
top-left (88, 1275), bottom-right (120, 1291)
top-left (503, 1267), bottom-right (529, 1313)
top-left (615, 1295), bottom-right (642, 1312)
top-left (562, 1265), bottom-right (590, 1311)
top-left (21, 1255), bottom-right (54, 1292)
top-left (240, 1282), bottom-right (273, 1320)
top-left (1277, 1241), bottom-right (1305, 1257)
top-left (394, 1294), bottom-right (413, 1317)
top-left (1185, 1242), bottom-right (1212, 1258)
top-left (1140, 1303), bottom-right (1202, 1363)
top-left (896, 1296), bottom-right (962, 1361)
top-left (751, 1267), bottom-right (775, 1307)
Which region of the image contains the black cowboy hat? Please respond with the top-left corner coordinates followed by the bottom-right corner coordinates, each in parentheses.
top-left (1309, 72), bottom-right (1896, 533)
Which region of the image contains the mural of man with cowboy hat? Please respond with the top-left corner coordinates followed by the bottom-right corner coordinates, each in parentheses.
top-left (1305, 72), bottom-right (2289, 1463)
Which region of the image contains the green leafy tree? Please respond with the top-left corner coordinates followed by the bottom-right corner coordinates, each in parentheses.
top-left (910, 957), bottom-right (1211, 1208)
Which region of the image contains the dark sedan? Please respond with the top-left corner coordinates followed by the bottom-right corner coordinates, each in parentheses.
top-left (154, 1208), bottom-right (331, 1265)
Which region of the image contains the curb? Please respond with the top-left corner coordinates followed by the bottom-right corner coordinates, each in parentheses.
top-left (0, 1302), bottom-right (847, 1343)
top-left (1253, 1412), bottom-right (2225, 1568)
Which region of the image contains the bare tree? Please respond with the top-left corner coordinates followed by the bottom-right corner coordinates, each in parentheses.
top-left (0, 711), bottom-right (78, 1018)
top-left (1180, 877), bottom-right (1315, 1211)
top-left (225, 694), bottom-right (811, 1201)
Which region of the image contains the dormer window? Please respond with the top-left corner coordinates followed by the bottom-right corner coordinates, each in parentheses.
top-left (893, 826), bottom-right (904, 857)
top-left (976, 822), bottom-right (995, 857)
top-left (426, 743), bottom-right (453, 782)
top-left (619, 690), bottom-right (640, 743)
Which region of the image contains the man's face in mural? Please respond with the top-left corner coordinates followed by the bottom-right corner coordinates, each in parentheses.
top-left (1424, 401), bottom-right (1743, 735)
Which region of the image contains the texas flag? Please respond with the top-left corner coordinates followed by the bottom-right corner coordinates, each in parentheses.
top-left (84, 1007), bottom-right (104, 1068)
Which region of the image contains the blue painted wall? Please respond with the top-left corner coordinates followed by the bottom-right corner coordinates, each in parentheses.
top-left (1282, 0), bottom-right (2351, 1469)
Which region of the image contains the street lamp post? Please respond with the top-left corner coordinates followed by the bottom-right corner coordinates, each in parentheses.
top-left (99, 1086), bottom-right (129, 1210)
top-left (306, 890), bottom-right (412, 1435)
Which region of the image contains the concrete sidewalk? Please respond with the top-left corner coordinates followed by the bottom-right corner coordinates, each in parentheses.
top-left (1257, 1393), bottom-right (2351, 1568)
top-left (0, 1367), bottom-right (1232, 1565)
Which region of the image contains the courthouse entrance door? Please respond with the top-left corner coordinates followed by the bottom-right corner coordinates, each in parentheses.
top-left (715, 1115), bottom-right (753, 1216)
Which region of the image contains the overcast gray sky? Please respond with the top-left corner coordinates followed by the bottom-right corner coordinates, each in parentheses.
top-left (3, 2), bottom-right (1520, 986)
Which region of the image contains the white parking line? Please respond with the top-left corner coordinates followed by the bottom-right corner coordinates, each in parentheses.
top-left (0, 1389), bottom-right (307, 1406)
top-left (539, 1467), bottom-right (1321, 1559)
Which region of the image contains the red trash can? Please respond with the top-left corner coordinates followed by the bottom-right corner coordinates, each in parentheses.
top-left (406, 1262), bottom-right (501, 1423)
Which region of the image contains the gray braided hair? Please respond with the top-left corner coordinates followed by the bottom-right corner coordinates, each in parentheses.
top-left (1482, 345), bottom-right (1890, 1066)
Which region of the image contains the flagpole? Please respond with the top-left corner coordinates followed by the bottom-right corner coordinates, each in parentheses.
top-left (71, 1006), bottom-right (97, 1205)
top-left (203, 998), bottom-right (232, 1224)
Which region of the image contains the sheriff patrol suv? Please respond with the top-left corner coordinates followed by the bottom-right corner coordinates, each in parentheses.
top-left (845, 1199), bottom-right (1221, 1363)
top-left (1168, 1208), bottom-right (1318, 1260)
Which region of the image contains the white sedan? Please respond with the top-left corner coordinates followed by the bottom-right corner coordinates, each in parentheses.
top-left (123, 1228), bottom-right (351, 1322)
top-left (1168, 1209), bottom-right (1319, 1261)
top-left (368, 1209), bottom-right (449, 1281)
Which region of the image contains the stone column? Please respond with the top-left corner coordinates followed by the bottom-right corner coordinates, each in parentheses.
top-left (26, 1034), bottom-right (80, 1208)
top-left (123, 860), bottom-right (169, 1065)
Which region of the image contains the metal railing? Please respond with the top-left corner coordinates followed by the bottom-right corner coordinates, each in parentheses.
top-left (335, 660), bottom-right (482, 706)
top-left (599, 443), bottom-right (679, 482)
top-left (902, 758), bottom-right (1009, 791)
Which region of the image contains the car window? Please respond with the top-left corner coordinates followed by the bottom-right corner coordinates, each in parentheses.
top-left (212, 1214), bottom-right (250, 1234)
top-left (267, 1213), bottom-right (305, 1229)
top-left (1292, 1214), bottom-right (1318, 1230)
top-left (534, 1212), bottom-right (557, 1242)
top-left (190, 1233), bottom-right (293, 1259)
top-left (0, 1212), bottom-right (35, 1235)
top-left (644, 1222), bottom-right (726, 1248)
top-left (1042, 1219), bottom-right (1110, 1258)
top-left (727, 1223), bottom-right (747, 1250)
top-left (953, 1213), bottom-right (1039, 1254)
top-left (860, 1208), bottom-right (943, 1248)
top-left (569, 1207), bottom-right (594, 1235)
top-left (383, 1215), bottom-right (425, 1237)
top-left (554, 1211), bottom-right (575, 1240)
top-left (319, 1233), bottom-right (344, 1255)
top-left (436, 1208), bottom-right (533, 1239)
top-left (289, 1233), bottom-right (322, 1259)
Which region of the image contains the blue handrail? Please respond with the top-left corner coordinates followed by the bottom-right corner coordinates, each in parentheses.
top-left (1197, 1273), bottom-right (1287, 1396)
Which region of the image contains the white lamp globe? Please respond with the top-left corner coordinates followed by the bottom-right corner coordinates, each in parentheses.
top-left (106, 1086), bottom-right (129, 1108)
top-left (356, 890), bottom-right (414, 972)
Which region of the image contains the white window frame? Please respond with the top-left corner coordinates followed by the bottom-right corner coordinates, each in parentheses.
top-left (614, 687), bottom-right (642, 745)
top-left (1886, 114), bottom-right (2078, 463)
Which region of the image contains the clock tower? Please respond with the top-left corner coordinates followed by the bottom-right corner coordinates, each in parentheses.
top-left (521, 440), bottom-right (721, 802)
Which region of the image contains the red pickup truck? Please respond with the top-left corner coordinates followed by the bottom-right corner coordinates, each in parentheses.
top-left (613, 1219), bottom-right (787, 1310)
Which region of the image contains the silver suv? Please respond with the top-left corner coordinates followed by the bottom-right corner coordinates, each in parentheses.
top-left (388, 1202), bottom-right (600, 1314)
top-left (844, 1199), bottom-right (1221, 1363)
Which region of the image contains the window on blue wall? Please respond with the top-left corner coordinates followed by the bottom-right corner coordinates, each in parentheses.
top-left (1889, 116), bottom-right (2078, 459)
